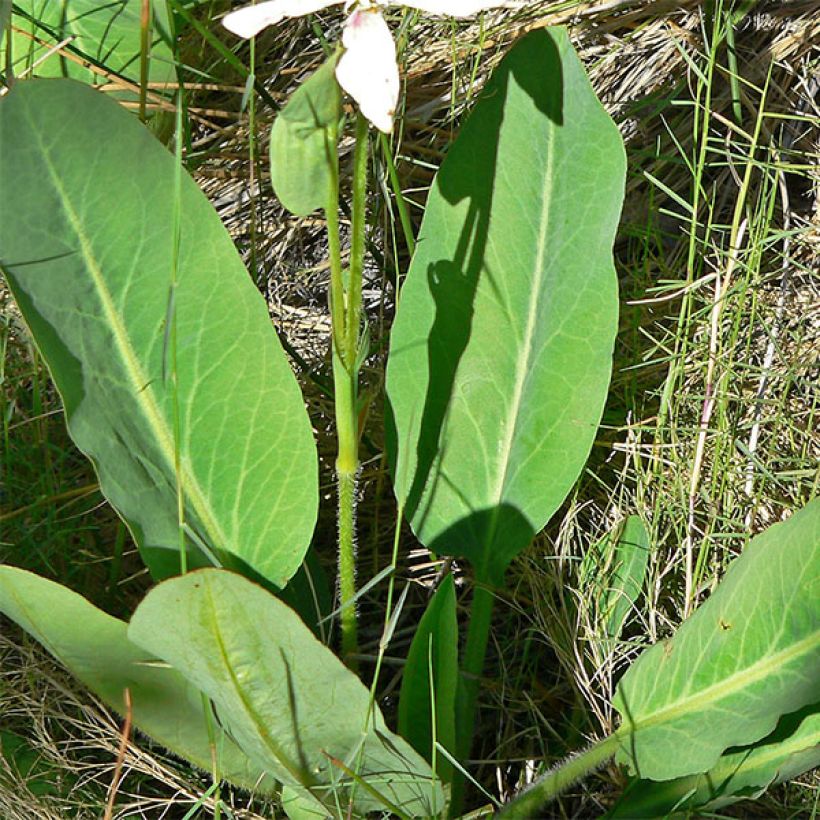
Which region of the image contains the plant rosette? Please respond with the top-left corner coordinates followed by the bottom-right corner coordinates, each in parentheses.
top-left (223, 0), bottom-right (517, 132)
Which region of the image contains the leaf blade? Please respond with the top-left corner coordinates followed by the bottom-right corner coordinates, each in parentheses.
top-left (609, 703), bottom-right (820, 817)
top-left (398, 574), bottom-right (459, 782)
top-left (7, 0), bottom-right (176, 96)
top-left (385, 28), bottom-right (626, 581)
top-left (0, 78), bottom-right (318, 587)
top-left (613, 500), bottom-right (820, 780)
top-left (270, 54), bottom-right (341, 217)
top-left (128, 569), bottom-right (445, 817)
top-left (0, 566), bottom-right (271, 792)
top-left (603, 515), bottom-right (650, 639)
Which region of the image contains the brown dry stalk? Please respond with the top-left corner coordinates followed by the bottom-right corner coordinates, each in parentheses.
top-left (103, 688), bottom-right (132, 820)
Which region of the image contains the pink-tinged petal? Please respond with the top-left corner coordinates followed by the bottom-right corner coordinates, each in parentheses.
top-left (335, 9), bottom-right (399, 133)
top-left (399, 0), bottom-right (513, 17)
top-left (223, 0), bottom-right (341, 39)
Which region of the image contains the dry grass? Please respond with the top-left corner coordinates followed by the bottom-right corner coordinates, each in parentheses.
top-left (0, 632), bottom-right (277, 819)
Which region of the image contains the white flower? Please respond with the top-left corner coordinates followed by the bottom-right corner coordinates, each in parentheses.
top-left (223, 0), bottom-right (513, 132)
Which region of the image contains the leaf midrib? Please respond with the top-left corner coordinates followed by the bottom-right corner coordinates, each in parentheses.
top-left (487, 96), bottom-right (556, 514)
top-left (617, 630), bottom-right (819, 737)
top-left (475, 82), bottom-right (558, 578)
top-left (202, 578), bottom-right (318, 792)
top-left (28, 100), bottom-right (228, 557)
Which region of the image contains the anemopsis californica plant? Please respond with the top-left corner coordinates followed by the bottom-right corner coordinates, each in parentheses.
top-left (2, 11), bottom-right (819, 817)
top-left (223, 0), bottom-right (517, 132)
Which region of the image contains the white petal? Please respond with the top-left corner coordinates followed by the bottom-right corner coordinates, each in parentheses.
top-left (399, 0), bottom-right (512, 17)
top-left (335, 10), bottom-right (399, 133)
top-left (223, 0), bottom-right (341, 38)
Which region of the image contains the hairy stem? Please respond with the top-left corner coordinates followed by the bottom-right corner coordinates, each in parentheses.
top-left (498, 735), bottom-right (619, 818)
top-left (334, 349), bottom-right (359, 669)
top-left (331, 114), bottom-right (370, 668)
top-left (337, 467), bottom-right (358, 667)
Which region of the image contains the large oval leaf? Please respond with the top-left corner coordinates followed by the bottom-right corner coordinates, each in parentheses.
top-left (385, 28), bottom-right (626, 582)
top-left (7, 0), bottom-right (176, 96)
top-left (0, 566), bottom-right (271, 793)
top-left (609, 703), bottom-right (820, 817)
top-left (128, 569), bottom-right (445, 818)
top-left (613, 499), bottom-right (820, 780)
top-left (0, 79), bottom-right (318, 587)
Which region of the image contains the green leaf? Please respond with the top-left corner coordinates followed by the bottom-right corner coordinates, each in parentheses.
top-left (282, 785), bottom-right (332, 820)
top-left (613, 499), bottom-right (820, 780)
top-left (0, 730), bottom-right (72, 797)
top-left (398, 574), bottom-right (459, 783)
top-left (6, 0), bottom-right (176, 96)
top-left (0, 566), bottom-right (271, 792)
top-left (270, 54), bottom-right (341, 217)
top-left (609, 703), bottom-right (820, 818)
top-left (281, 786), bottom-right (331, 820)
top-left (602, 515), bottom-right (650, 639)
top-left (0, 78), bottom-right (318, 588)
top-left (128, 569), bottom-right (445, 818)
top-left (385, 28), bottom-right (626, 583)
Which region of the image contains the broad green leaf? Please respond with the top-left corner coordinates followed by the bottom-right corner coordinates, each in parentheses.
top-left (398, 574), bottom-right (459, 782)
top-left (0, 566), bottom-right (271, 792)
top-left (386, 29), bottom-right (625, 583)
top-left (270, 54), bottom-right (341, 217)
top-left (602, 515), bottom-right (650, 639)
top-left (128, 569), bottom-right (445, 818)
top-left (6, 1), bottom-right (176, 96)
top-left (613, 499), bottom-right (820, 780)
top-left (0, 79), bottom-right (318, 588)
top-left (609, 703), bottom-right (820, 817)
